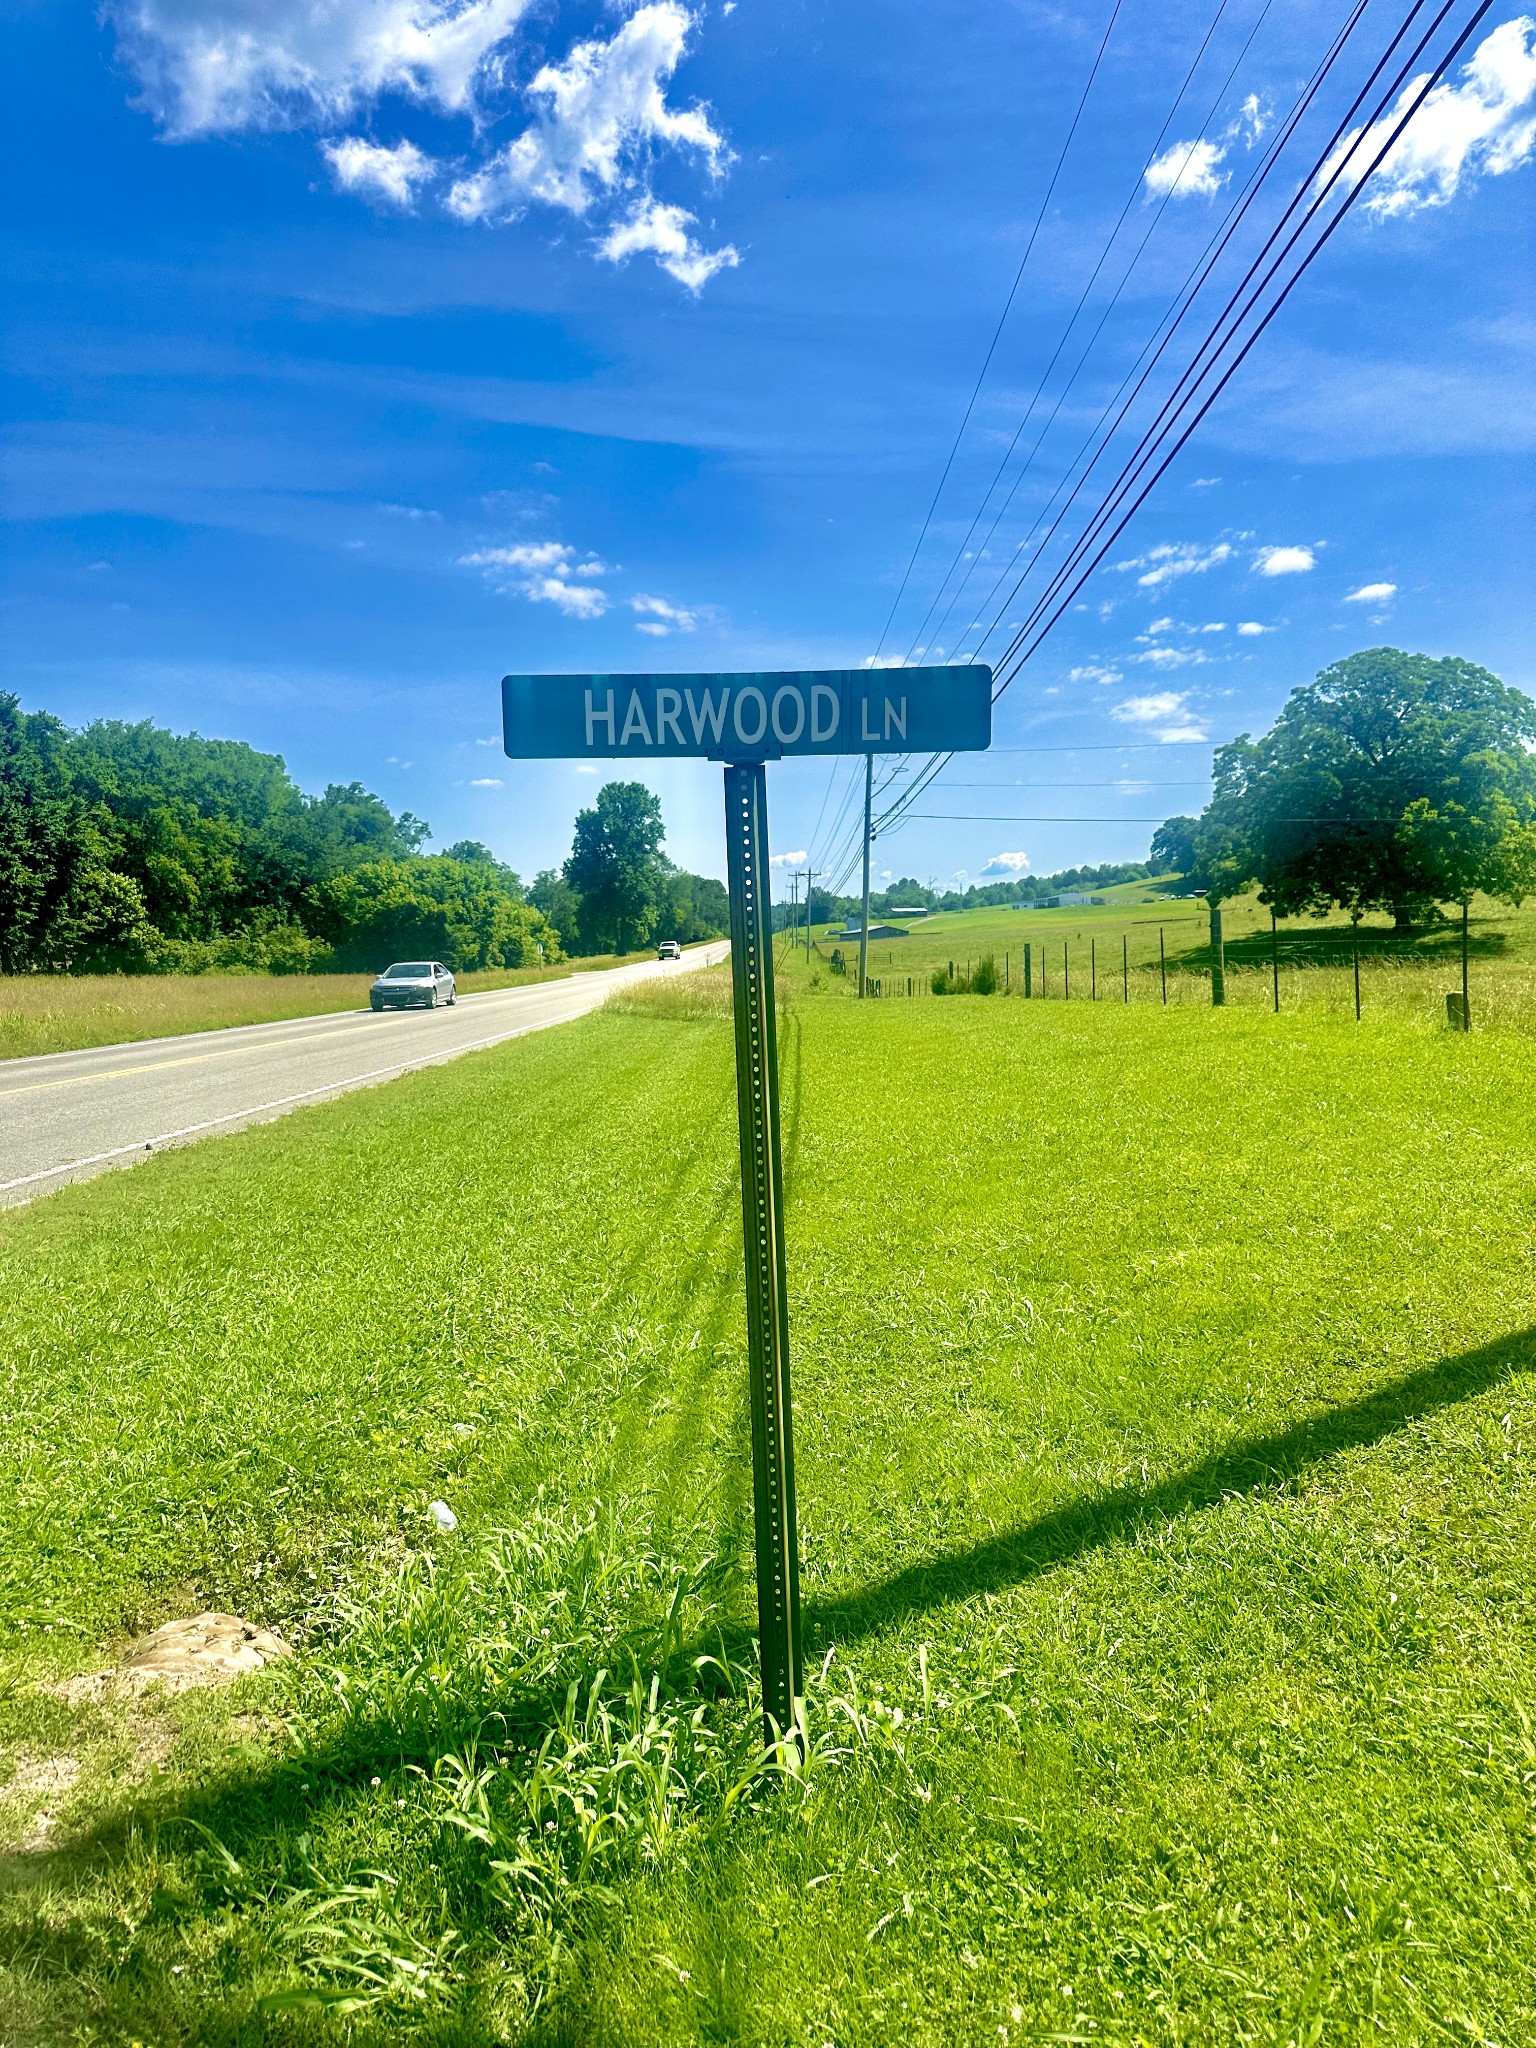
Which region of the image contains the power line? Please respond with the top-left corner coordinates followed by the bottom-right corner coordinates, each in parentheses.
top-left (874, 0), bottom-right (1491, 847)
top-left (869, 0), bottom-right (1127, 664)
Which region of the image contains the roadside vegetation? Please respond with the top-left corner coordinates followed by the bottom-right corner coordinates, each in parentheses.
top-left (0, 698), bottom-right (724, 981)
top-left (3, 987), bottom-right (1533, 2042)
top-left (0, 949), bottom-right (667, 1063)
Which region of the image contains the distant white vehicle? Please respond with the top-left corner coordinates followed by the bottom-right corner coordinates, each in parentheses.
top-left (656, 941), bottom-right (683, 962)
top-left (370, 961), bottom-right (456, 1011)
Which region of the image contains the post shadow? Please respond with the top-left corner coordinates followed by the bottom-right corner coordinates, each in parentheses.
top-left (803, 1324), bottom-right (1535, 1647)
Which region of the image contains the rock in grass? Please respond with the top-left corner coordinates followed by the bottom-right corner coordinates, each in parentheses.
top-left (112, 1612), bottom-right (293, 1695)
top-left (428, 1499), bottom-right (457, 1531)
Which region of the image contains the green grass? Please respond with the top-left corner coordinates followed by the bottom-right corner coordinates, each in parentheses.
top-left (0, 952), bottom-right (664, 1063)
top-left (795, 888), bottom-right (1536, 1034)
top-left (2, 991), bottom-right (1534, 2043)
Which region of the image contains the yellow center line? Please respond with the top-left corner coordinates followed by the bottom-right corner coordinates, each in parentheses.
top-left (0, 988), bottom-right (560, 1099)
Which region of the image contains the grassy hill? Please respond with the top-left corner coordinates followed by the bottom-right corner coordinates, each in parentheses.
top-left (2, 990), bottom-right (1533, 2041)
top-left (789, 887), bottom-right (1536, 1032)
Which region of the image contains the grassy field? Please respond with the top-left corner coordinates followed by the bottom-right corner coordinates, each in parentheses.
top-left (2, 989), bottom-right (1534, 2043)
top-left (0, 951), bottom-right (663, 1063)
top-left (792, 887), bottom-right (1536, 1034)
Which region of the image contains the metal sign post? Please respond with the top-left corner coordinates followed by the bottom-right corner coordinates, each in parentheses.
top-left (723, 762), bottom-right (800, 1737)
top-left (502, 663), bottom-right (991, 1746)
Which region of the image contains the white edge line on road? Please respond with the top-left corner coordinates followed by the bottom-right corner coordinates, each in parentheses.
top-left (0, 943), bottom-right (729, 1199)
top-left (0, 1019), bottom-right (558, 1195)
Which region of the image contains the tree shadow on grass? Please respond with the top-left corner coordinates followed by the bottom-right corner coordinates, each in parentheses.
top-left (804, 1325), bottom-right (1535, 1647)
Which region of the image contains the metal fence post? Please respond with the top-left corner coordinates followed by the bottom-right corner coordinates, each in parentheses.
top-left (1122, 932), bottom-right (1129, 1003)
top-left (723, 762), bottom-right (803, 1747)
top-left (1024, 942), bottom-right (1032, 998)
top-left (1160, 925), bottom-right (1167, 1006)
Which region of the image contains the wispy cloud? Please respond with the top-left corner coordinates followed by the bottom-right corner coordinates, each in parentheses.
top-left (1253, 544), bottom-right (1316, 577)
top-left (1112, 690), bottom-right (1209, 743)
top-left (769, 850), bottom-right (808, 868)
top-left (1321, 17), bottom-right (1536, 219)
top-left (470, 776), bottom-right (504, 787)
top-left (1345, 581), bottom-right (1398, 603)
top-left (323, 137), bottom-right (435, 209)
top-left (1236, 621), bottom-right (1271, 635)
top-left (460, 540), bottom-right (609, 617)
top-left (600, 198), bottom-right (739, 291)
top-left (980, 851), bottom-right (1031, 877)
top-left (630, 593), bottom-right (702, 637)
top-left (1145, 136), bottom-right (1227, 199)
top-left (1069, 662), bottom-right (1123, 686)
top-left (1133, 645), bottom-right (1209, 670)
top-left (1115, 541), bottom-right (1233, 588)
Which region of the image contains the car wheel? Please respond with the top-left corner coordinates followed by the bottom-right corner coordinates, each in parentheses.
top-left (429, 988), bottom-right (439, 1008)
top-left (370, 999), bottom-right (381, 1011)
top-left (447, 992), bottom-right (456, 1006)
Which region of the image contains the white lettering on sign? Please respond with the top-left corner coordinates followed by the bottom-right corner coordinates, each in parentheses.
top-left (885, 695), bottom-right (907, 742)
top-left (733, 687), bottom-right (769, 747)
top-left (620, 691), bottom-right (653, 746)
top-left (861, 697), bottom-right (879, 742)
top-left (655, 687), bottom-right (685, 747)
top-left (585, 688), bottom-right (616, 745)
top-left (771, 686), bottom-right (805, 744)
top-left (812, 684), bottom-right (838, 741)
top-left (686, 686), bottom-right (728, 746)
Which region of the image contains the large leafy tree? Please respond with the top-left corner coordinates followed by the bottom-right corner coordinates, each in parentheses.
top-left (563, 782), bottom-right (667, 955)
top-left (1194, 648), bottom-right (1536, 928)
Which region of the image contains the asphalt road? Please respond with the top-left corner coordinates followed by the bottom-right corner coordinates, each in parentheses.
top-left (0, 944), bottom-right (728, 1208)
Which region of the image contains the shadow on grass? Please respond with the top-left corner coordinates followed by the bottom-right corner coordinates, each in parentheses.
top-left (804, 1324), bottom-right (1535, 1646)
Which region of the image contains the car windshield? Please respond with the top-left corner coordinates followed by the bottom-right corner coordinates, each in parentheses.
top-left (383, 963), bottom-right (432, 979)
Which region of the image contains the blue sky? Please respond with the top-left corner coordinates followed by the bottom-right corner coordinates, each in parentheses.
top-left (4, 0), bottom-right (1533, 895)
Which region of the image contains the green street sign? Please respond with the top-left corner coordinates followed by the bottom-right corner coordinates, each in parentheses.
top-left (501, 665), bottom-right (991, 762)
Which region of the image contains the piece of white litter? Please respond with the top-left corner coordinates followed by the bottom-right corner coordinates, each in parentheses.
top-left (429, 1500), bottom-right (457, 1531)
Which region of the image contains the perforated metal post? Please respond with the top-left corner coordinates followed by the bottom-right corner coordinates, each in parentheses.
top-left (723, 762), bottom-right (803, 1745)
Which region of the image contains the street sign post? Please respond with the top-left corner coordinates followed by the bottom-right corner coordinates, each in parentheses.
top-left (503, 664), bottom-right (991, 1743)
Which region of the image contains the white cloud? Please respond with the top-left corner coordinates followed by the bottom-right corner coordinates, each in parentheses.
top-left (1145, 137), bottom-right (1227, 199)
top-left (1133, 645), bottom-right (1208, 669)
top-left (769, 850), bottom-right (808, 868)
top-left (1345, 581), bottom-right (1398, 603)
top-left (1115, 541), bottom-right (1233, 588)
top-left (108, 0), bottom-right (532, 137)
top-left (470, 776), bottom-right (504, 787)
top-left (1321, 17), bottom-right (1536, 220)
top-left (1146, 616), bottom-right (1174, 635)
top-left (460, 540), bottom-right (609, 617)
top-left (980, 851), bottom-right (1031, 877)
top-left (1236, 620), bottom-right (1270, 635)
top-left (862, 654), bottom-right (907, 669)
top-left (1112, 691), bottom-right (1209, 743)
top-left (446, 3), bottom-right (733, 287)
top-left (1253, 544), bottom-right (1316, 577)
top-left (381, 501), bottom-right (442, 521)
top-left (1069, 663), bottom-right (1122, 686)
top-left (109, 0), bottom-right (739, 290)
top-left (630, 592), bottom-right (700, 635)
top-left (323, 136), bottom-right (435, 208)
top-left (1190, 476), bottom-right (1222, 489)
top-left (599, 198), bottom-right (739, 291)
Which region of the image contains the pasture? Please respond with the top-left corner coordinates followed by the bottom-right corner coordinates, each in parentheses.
top-left (2, 989), bottom-right (1533, 2042)
top-left (796, 886), bottom-right (1536, 1034)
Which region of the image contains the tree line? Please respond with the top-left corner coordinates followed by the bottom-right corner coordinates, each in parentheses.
top-left (1152, 648), bottom-right (1536, 961)
top-left (0, 696), bottom-right (727, 975)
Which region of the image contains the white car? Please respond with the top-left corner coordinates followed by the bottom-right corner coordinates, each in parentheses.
top-left (657, 941), bottom-right (682, 962)
top-left (370, 961), bottom-right (456, 1011)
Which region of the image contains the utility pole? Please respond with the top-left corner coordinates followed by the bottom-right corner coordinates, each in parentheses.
top-left (786, 871), bottom-right (799, 963)
top-left (858, 755), bottom-right (874, 999)
top-left (801, 869), bottom-right (820, 959)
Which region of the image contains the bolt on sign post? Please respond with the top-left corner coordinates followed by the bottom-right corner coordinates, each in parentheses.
top-left (502, 666), bottom-right (992, 1743)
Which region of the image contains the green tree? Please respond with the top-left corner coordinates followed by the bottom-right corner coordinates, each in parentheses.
top-left (563, 782), bottom-right (666, 955)
top-left (1149, 816), bottom-right (1199, 876)
top-left (305, 857), bottom-right (559, 972)
top-left (1201, 649), bottom-right (1536, 929)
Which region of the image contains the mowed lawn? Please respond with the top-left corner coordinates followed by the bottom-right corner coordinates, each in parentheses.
top-left (2, 992), bottom-right (1534, 2044)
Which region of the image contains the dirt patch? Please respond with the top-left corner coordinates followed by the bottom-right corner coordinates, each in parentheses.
top-left (5, 1754), bottom-right (82, 1854)
top-left (57, 1612), bottom-right (293, 1703)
